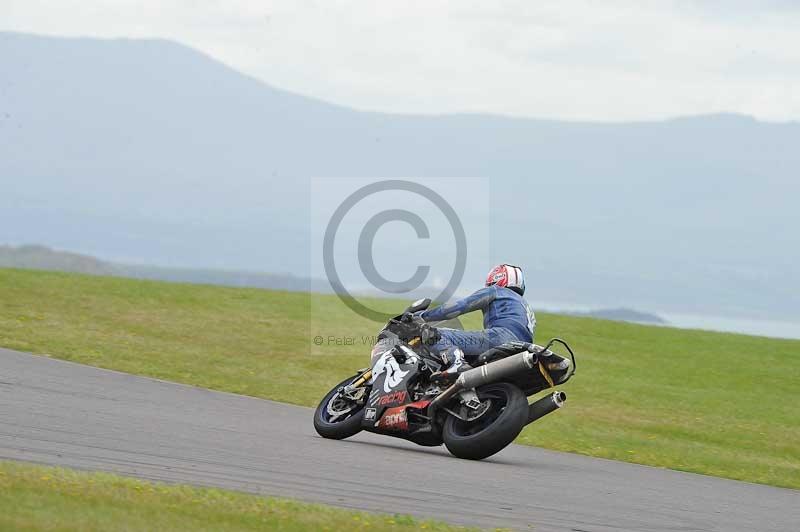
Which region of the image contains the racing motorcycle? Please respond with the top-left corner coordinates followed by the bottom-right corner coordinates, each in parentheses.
top-left (313, 298), bottom-right (576, 460)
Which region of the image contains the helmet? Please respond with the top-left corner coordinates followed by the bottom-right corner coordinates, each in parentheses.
top-left (485, 264), bottom-right (525, 295)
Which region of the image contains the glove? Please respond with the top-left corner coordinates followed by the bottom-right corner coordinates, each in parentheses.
top-left (421, 324), bottom-right (440, 345)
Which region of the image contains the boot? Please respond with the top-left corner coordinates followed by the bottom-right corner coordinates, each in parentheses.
top-left (430, 347), bottom-right (473, 383)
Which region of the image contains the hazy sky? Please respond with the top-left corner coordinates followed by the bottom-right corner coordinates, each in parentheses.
top-left (3, 1), bottom-right (800, 121)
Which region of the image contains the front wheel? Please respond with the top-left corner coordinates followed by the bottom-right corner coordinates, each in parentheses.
top-left (313, 375), bottom-right (368, 440)
top-left (442, 382), bottom-right (528, 460)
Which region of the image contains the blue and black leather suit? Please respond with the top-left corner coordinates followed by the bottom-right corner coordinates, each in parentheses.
top-left (420, 285), bottom-right (536, 361)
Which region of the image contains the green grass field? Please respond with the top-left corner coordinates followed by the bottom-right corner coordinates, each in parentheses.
top-left (0, 461), bottom-right (471, 532)
top-left (1, 268), bottom-right (798, 490)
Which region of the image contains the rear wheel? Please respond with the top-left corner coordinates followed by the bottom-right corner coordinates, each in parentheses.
top-left (442, 382), bottom-right (528, 460)
top-left (313, 375), bottom-right (368, 440)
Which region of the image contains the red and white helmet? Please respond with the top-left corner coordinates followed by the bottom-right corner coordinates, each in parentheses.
top-left (485, 264), bottom-right (525, 295)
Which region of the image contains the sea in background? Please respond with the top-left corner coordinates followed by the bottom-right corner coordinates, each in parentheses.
top-left (538, 300), bottom-right (799, 340)
top-left (658, 312), bottom-right (800, 341)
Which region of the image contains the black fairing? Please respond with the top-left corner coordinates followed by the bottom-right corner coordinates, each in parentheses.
top-left (361, 361), bottom-right (420, 431)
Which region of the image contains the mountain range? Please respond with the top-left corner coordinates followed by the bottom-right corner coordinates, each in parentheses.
top-left (1, 31), bottom-right (798, 319)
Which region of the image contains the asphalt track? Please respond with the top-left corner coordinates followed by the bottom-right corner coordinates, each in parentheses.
top-left (1, 348), bottom-right (797, 531)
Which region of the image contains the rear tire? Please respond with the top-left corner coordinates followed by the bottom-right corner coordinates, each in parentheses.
top-left (442, 382), bottom-right (528, 460)
top-left (313, 376), bottom-right (367, 440)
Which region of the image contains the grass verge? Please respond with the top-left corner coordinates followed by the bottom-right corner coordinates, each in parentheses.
top-left (0, 461), bottom-right (471, 531)
top-left (1, 268), bottom-right (798, 489)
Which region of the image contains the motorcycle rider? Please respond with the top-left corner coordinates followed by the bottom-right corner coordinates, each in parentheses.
top-left (420, 264), bottom-right (536, 378)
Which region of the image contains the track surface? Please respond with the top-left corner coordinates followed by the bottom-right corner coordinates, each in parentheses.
top-left (1, 348), bottom-right (797, 531)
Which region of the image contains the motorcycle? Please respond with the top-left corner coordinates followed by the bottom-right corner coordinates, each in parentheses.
top-left (313, 298), bottom-right (577, 460)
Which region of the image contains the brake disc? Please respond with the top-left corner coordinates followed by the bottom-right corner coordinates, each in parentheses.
top-left (464, 399), bottom-right (492, 421)
top-left (326, 394), bottom-right (356, 422)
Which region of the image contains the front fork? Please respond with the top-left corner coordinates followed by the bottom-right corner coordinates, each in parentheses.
top-left (349, 369), bottom-right (372, 388)
top-left (340, 368), bottom-right (372, 401)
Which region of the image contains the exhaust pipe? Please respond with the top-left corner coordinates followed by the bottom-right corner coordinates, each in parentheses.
top-left (428, 349), bottom-right (538, 416)
top-left (456, 349), bottom-right (538, 390)
top-left (527, 391), bottom-right (566, 425)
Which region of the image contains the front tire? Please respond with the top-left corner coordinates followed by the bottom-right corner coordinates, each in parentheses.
top-left (313, 375), bottom-right (368, 440)
top-left (442, 382), bottom-right (528, 460)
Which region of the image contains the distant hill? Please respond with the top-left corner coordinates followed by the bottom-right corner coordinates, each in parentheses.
top-left (564, 307), bottom-right (667, 325)
top-left (0, 245), bottom-right (328, 292)
top-left (0, 244), bottom-right (669, 327)
top-left (1, 31), bottom-right (798, 320)
top-left (0, 245), bottom-right (115, 275)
